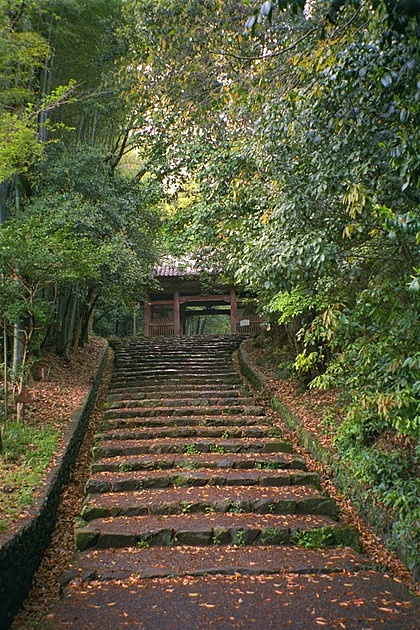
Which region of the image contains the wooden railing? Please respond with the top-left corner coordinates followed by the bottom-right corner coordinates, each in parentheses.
top-left (235, 320), bottom-right (264, 335)
top-left (146, 320), bottom-right (264, 337)
top-left (149, 323), bottom-right (175, 337)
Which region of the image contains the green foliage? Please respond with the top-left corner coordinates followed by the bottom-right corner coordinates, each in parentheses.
top-left (0, 114), bottom-right (44, 182)
top-left (1, 143), bottom-right (160, 369)
top-left (209, 444), bottom-right (227, 453)
top-left (234, 529), bottom-right (246, 546)
top-left (0, 24), bottom-right (50, 110)
top-left (291, 527), bottom-right (336, 549)
top-left (119, 462), bottom-right (134, 472)
top-left (340, 444), bottom-right (420, 570)
top-left (0, 420), bottom-right (59, 525)
top-left (184, 443), bottom-right (199, 455)
top-left (137, 539), bottom-right (150, 549)
top-left (26, 193), bottom-right (153, 304)
top-left (319, 284), bottom-right (420, 443)
top-left (256, 461), bottom-right (282, 469)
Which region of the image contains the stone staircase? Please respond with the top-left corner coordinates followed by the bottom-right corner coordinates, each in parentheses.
top-left (72, 336), bottom-right (361, 572)
top-left (43, 336), bottom-right (420, 628)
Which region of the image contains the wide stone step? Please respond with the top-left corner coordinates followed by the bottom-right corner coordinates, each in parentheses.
top-left (114, 354), bottom-right (236, 364)
top-left (91, 452), bottom-right (307, 473)
top-left (109, 379), bottom-right (243, 391)
top-left (84, 469), bottom-right (321, 495)
top-left (62, 545), bottom-right (374, 583)
top-left (102, 404), bottom-right (265, 420)
top-left (105, 396), bottom-right (256, 410)
top-left (52, 572), bottom-right (420, 630)
top-left (116, 340), bottom-right (241, 350)
top-left (115, 339), bottom-right (243, 353)
top-left (99, 415), bottom-right (272, 431)
top-left (114, 357), bottom-right (234, 374)
top-left (81, 486), bottom-right (334, 522)
top-left (92, 437), bottom-right (294, 460)
top-left (111, 366), bottom-right (238, 374)
top-left (110, 371), bottom-right (241, 388)
top-left (75, 513), bottom-right (357, 551)
top-left (107, 389), bottom-right (247, 403)
top-left (111, 369), bottom-right (240, 381)
top-left (112, 364), bottom-right (239, 374)
top-left (108, 383), bottom-right (244, 395)
top-left (95, 425), bottom-right (275, 443)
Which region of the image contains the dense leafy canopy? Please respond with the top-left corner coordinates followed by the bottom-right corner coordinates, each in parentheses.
top-left (0, 0), bottom-right (160, 373)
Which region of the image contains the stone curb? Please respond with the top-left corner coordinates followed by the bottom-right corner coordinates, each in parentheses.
top-left (238, 342), bottom-right (419, 582)
top-left (0, 343), bottom-right (109, 629)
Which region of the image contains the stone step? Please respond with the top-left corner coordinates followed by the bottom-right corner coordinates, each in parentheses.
top-left (95, 425), bottom-right (276, 443)
top-left (111, 368), bottom-right (240, 380)
top-left (91, 452), bottom-right (307, 473)
top-left (106, 389), bottom-right (247, 403)
top-left (105, 395), bottom-right (256, 409)
top-left (84, 469), bottom-right (321, 495)
top-left (108, 383), bottom-right (244, 395)
top-left (109, 376), bottom-right (243, 388)
top-left (115, 337), bottom-right (244, 352)
top-left (62, 545), bottom-right (374, 584)
top-left (81, 485), bottom-right (333, 521)
top-left (113, 358), bottom-right (235, 368)
top-left (112, 358), bottom-right (238, 366)
top-left (102, 404), bottom-right (265, 421)
top-left (92, 437), bottom-right (294, 460)
top-left (116, 337), bottom-right (242, 348)
top-left (52, 572), bottom-right (420, 630)
top-left (113, 364), bottom-right (235, 374)
top-left (75, 513), bottom-right (358, 551)
top-left (111, 369), bottom-right (241, 380)
top-left (112, 362), bottom-right (239, 371)
top-left (99, 415), bottom-right (272, 431)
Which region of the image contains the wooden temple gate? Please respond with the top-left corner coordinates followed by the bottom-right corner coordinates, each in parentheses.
top-left (143, 259), bottom-right (264, 337)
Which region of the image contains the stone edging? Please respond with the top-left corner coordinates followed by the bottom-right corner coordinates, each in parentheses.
top-left (238, 342), bottom-right (418, 582)
top-left (0, 343), bottom-right (109, 629)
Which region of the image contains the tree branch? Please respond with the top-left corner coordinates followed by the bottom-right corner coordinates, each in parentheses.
top-left (206, 25), bottom-right (319, 63)
top-left (7, 0), bottom-right (27, 32)
top-left (207, 2), bottom-right (367, 64)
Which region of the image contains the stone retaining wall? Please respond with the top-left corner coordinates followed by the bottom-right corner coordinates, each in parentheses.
top-left (0, 344), bottom-right (109, 629)
top-left (238, 342), bottom-right (418, 582)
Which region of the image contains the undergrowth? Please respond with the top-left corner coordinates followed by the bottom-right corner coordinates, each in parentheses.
top-left (0, 420), bottom-right (59, 530)
top-left (251, 285), bottom-right (420, 577)
top-left (339, 444), bottom-right (420, 572)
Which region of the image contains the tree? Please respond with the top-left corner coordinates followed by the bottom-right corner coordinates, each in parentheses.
top-left (0, 2), bottom-right (161, 414)
top-left (15, 144), bottom-right (160, 357)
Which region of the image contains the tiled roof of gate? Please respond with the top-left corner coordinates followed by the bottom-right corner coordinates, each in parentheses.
top-left (153, 256), bottom-right (198, 278)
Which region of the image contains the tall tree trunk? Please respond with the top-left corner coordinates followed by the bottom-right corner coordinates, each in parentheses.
top-left (55, 290), bottom-right (73, 356)
top-left (80, 290), bottom-right (98, 345)
top-left (71, 298), bottom-right (82, 355)
top-left (63, 294), bottom-right (77, 359)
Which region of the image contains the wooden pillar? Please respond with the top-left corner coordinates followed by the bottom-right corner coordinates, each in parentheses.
top-left (144, 300), bottom-right (151, 337)
top-left (230, 287), bottom-right (238, 334)
top-left (174, 289), bottom-right (181, 336)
